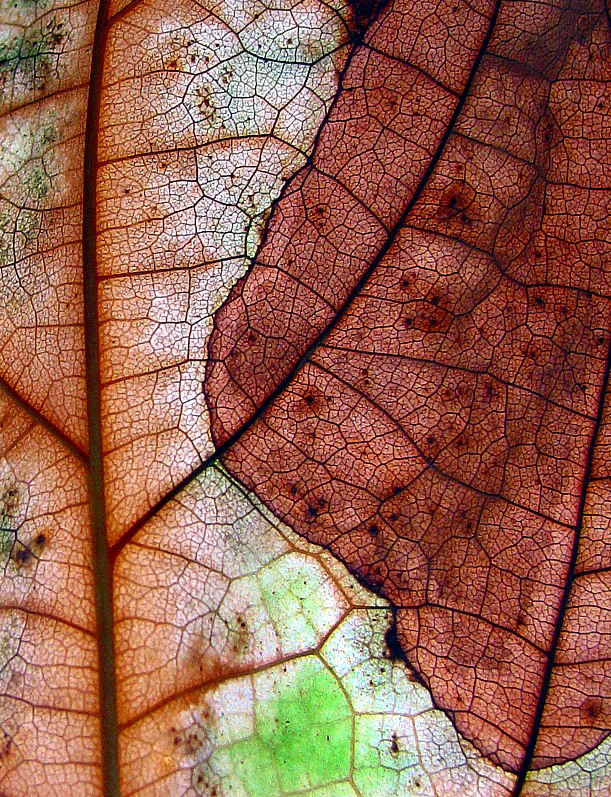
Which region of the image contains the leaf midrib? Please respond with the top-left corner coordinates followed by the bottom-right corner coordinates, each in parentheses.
top-left (82, 0), bottom-right (119, 795)
top-left (77, 0), bottom-right (604, 794)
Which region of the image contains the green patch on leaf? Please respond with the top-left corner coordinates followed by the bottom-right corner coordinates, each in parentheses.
top-left (229, 658), bottom-right (352, 796)
top-left (24, 166), bottom-right (49, 199)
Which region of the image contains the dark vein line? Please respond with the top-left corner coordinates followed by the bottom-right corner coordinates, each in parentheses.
top-left (512, 325), bottom-right (611, 795)
top-left (108, 0), bottom-right (144, 25)
top-left (83, 3), bottom-right (120, 796)
top-left (319, 342), bottom-right (598, 422)
top-left (0, 603), bottom-right (95, 636)
top-left (0, 375), bottom-right (88, 462)
top-left (111, 0), bottom-right (503, 559)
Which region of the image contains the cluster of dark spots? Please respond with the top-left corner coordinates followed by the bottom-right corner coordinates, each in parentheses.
top-left (437, 181), bottom-right (476, 225)
top-left (170, 724), bottom-right (206, 756)
top-left (359, 367), bottom-right (371, 388)
top-left (11, 531), bottom-right (45, 568)
top-left (0, 486), bottom-right (18, 515)
top-left (312, 204), bottom-right (328, 231)
top-left (13, 545), bottom-right (31, 565)
top-left (194, 771), bottom-right (218, 797)
top-left (0, 486), bottom-right (19, 558)
top-left (231, 612), bottom-right (249, 655)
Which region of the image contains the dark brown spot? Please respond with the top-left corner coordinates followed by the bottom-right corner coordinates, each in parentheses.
top-left (581, 697), bottom-right (603, 723)
top-left (0, 729), bottom-right (12, 759)
top-left (437, 181), bottom-right (476, 222)
top-left (14, 546), bottom-right (30, 565)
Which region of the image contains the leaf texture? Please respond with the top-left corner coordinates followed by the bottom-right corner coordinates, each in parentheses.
top-left (0, 0), bottom-right (608, 794)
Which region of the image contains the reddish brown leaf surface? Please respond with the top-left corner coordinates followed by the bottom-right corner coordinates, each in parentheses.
top-left (206, 0), bottom-right (611, 779)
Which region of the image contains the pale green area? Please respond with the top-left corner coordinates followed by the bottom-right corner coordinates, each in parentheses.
top-left (173, 607), bottom-right (513, 797)
top-left (525, 733), bottom-right (611, 796)
top-left (0, 17), bottom-right (65, 98)
top-left (354, 716), bottom-right (430, 797)
top-left (0, 486), bottom-right (18, 559)
top-left (228, 658), bottom-right (352, 796)
top-left (218, 549), bottom-right (346, 662)
top-left (0, 525), bottom-right (14, 558)
top-left (160, 470), bottom-right (515, 796)
top-left (24, 165), bottom-right (49, 199)
top-left (257, 552), bottom-right (345, 649)
top-left (0, 115), bottom-right (57, 273)
top-left (307, 785), bottom-right (357, 797)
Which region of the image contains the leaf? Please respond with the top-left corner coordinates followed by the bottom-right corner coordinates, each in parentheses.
top-left (0, 0), bottom-right (608, 794)
top-left (205, 0), bottom-right (611, 783)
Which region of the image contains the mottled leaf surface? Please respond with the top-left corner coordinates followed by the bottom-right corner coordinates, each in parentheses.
top-left (0, 0), bottom-right (608, 794)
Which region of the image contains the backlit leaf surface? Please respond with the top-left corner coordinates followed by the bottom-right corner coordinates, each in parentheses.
top-left (0, 0), bottom-right (608, 794)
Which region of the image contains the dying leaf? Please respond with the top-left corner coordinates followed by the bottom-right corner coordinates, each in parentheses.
top-left (0, 0), bottom-right (608, 794)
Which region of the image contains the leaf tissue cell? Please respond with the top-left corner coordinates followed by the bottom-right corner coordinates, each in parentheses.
top-left (0, 0), bottom-right (608, 793)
